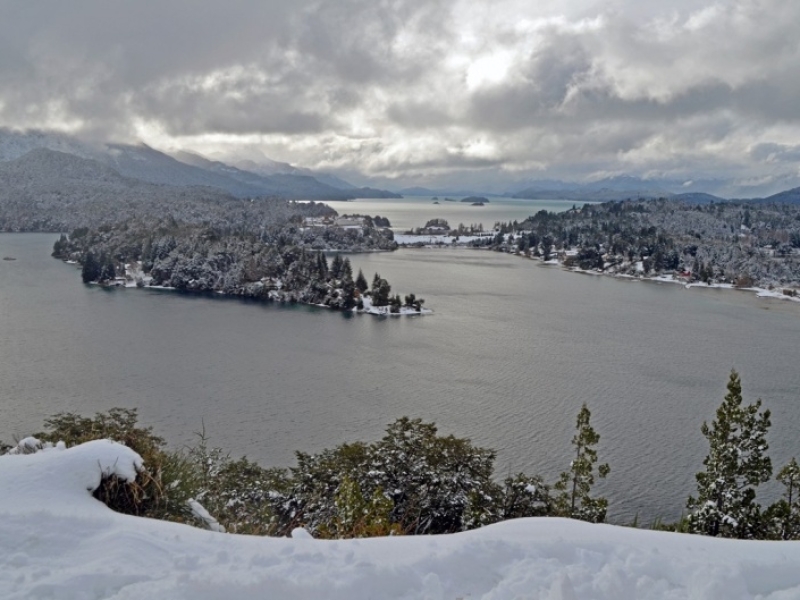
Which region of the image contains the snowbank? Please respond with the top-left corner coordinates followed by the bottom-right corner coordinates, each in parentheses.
top-left (2, 441), bottom-right (800, 599)
top-left (0, 439), bottom-right (142, 516)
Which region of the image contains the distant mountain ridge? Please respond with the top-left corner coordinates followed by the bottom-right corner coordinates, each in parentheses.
top-left (0, 128), bottom-right (399, 200)
top-left (509, 175), bottom-right (674, 202)
top-left (3, 128), bottom-right (800, 204)
top-left (222, 155), bottom-right (357, 190)
top-left (755, 187), bottom-right (800, 204)
top-left (670, 192), bottom-right (726, 204)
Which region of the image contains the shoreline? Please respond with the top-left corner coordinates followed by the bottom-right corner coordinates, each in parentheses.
top-left (76, 261), bottom-right (432, 318)
top-left (395, 239), bottom-right (800, 306)
top-left (563, 264), bottom-right (800, 305)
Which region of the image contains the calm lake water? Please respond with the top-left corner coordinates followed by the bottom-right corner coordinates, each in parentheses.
top-left (2, 226), bottom-right (800, 523)
top-left (331, 195), bottom-right (584, 233)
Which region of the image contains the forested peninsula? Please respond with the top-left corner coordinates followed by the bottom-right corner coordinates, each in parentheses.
top-left (472, 199), bottom-right (800, 293)
top-left (50, 217), bottom-right (425, 314)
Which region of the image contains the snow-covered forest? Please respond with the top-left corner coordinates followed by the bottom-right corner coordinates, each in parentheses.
top-left (50, 218), bottom-right (424, 312)
top-left (479, 199), bottom-right (800, 290)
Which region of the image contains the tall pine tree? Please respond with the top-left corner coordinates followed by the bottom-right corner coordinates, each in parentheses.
top-left (687, 369), bottom-right (772, 538)
top-left (340, 258), bottom-right (356, 309)
top-left (554, 404), bottom-right (610, 523)
top-left (355, 269), bottom-right (368, 293)
top-left (331, 254), bottom-right (344, 279)
top-left (81, 251), bottom-right (101, 283)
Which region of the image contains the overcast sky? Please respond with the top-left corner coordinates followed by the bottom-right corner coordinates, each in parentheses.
top-left (1, 0), bottom-right (798, 192)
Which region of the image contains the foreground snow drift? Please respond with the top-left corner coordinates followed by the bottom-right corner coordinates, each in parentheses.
top-left (2, 442), bottom-right (800, 599)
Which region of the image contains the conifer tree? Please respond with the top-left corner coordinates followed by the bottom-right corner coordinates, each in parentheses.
top-left (331, 254), bottom-right (344, 279)
top-left (371, 273), bottom-right (391, 306)
top-left (355, 269), bottom-right (368, 293)
top-left (766, 458), bottom-right (800, 540)
top-left (341, 257), bottom-right (353, 280)
top-left (317, 252), bottom-right (328, 279)
top-left (687, 369), bottom-right (772, 538)
top-left (554, 403), bottom-right (610, 523)
top-left (98, 253), bottom-right (116, 282)
top-left (52, 233), bottom-right (68, 258)
top-left (340, 260), bottom-right (356, 309)
top-left (81, 251), bottom-right (101, 283)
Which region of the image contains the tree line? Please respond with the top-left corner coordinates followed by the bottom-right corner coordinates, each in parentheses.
top-left (4, 370), bottom-right (794, 540)
top-left (481, 199), bottom-right (800, 290)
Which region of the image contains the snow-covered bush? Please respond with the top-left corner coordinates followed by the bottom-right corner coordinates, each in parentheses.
top-left (272, 417), bottom-right (547, 536)
top-left (32, 408), bottom-right (197, 522)
top-left (14, 410), bottom-right (610, 539)
top-left (24, 409), bottom-right (280, 533)
top-left (182, 434), bottom-right (288, 535)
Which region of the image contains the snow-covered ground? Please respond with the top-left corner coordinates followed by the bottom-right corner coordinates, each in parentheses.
top-left (357, 294), bottom-right (432, 317)
top-left (2, 441), bottom-right (800, 599)
top-left (115, 262), bottom-right (431, 316)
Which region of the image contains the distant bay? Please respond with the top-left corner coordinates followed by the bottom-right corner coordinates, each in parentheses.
top-left (2, 232), bottom-right (800, 523)
top-left (329, 195), bottom-right (586, 233)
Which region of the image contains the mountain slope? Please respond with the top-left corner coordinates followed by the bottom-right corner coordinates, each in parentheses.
top-left (758, 186), bottom-right (800, 204)
top-left (0, 127), bottom-right (100, 162)
top-left (222, 153), bottom-right (358, 190)
top-left (173, 150), bottom-right (400, 198)
top-left (0, 148), bottom-right (241, 231)
top-left (169, 150), bottom-right (364, 199)
top-left (0, 129), bottom-right (398, 200)
top-left (103, 144), bottom-right (270, 196)
top-left (671, 192), bottom-right (726, 204)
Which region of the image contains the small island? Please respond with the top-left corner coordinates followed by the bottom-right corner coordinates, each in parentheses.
top-left (460, 196), bottom-right (490, 204)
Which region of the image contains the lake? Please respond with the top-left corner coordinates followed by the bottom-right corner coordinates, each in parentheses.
top-left (2, 224), bottom-right (799, 523)
top-left (329, 195), bottom-right (584, 233)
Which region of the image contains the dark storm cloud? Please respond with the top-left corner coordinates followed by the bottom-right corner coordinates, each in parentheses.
top-left (0, 0), bottom-right (451, 137)
top-left (467, 30), bottom-right (596, 129)
top-left (0, 0), bottom-right (798, 190)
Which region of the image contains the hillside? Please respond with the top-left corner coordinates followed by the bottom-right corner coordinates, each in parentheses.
top-left (0, 149), bottom-right (332, 233)
top-left (759, 187), bottom-right (800, 204)
top-left (482, 198), bottom-right (800, 289)
top-left (0, 128), bottom-right (398, 200)
top-left (670, 192), bottom-right (726, 204)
